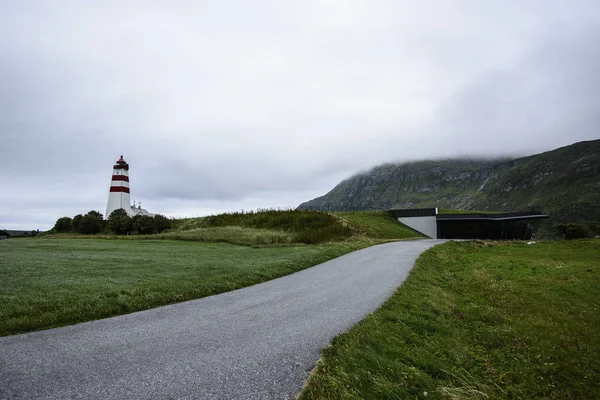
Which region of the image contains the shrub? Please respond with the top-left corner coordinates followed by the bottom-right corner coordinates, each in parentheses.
top-left (54, 217), bottom-right (73, 233)
top-left (555, 223), bottom-right (590, 240)
top-left (565, 225), bottom-right (590, 239)
top-left (133, 215), bottom-right (156, 235)
top-left (154, 214), bottom-right (172, 233)
top-left (108, 209), bottom-right (132, 235)
top-left (78, 211), bottom-right (105, 234)
top-left (72, 214), bottom-right (83, 232)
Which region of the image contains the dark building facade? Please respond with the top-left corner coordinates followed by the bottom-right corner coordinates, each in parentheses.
top-left (389, 208), bottom-right (548, 240)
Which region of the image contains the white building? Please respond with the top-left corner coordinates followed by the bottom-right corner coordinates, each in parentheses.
top-left (105, 156), bottom-right (154, 218)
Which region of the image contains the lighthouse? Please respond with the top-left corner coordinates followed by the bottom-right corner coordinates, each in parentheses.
top-left (106, 155), bottom-right (131, 218)
top-left (106, 156), bottom-right (154, 218)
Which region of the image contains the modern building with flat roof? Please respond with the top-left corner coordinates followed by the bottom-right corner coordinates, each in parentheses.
top-left (389, 208), bottom-right (548, 240)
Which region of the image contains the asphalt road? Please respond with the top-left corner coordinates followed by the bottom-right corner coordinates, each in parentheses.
top-left (0, 239), bottom-right (445, 399)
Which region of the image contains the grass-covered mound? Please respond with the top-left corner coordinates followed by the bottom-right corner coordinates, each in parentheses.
top-left (300, 239), bottom-right (600, 399)
top-left (199, 209), bottom-right (352, 244)
top-left (336, 211), bottom-right (423, 239)
top-left (165, 209), bottom-right (421, 246)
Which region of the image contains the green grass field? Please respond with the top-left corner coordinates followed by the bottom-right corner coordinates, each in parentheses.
top-left (300, 239), bottom-right (600, 399)
top-left (0, 238), bottom-right (369, 336)
top-left (1, 211), bottom-right (421, 336)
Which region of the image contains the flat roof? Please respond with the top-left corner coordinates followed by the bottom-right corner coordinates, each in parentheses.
top-left (436, 213), bottom-right (549, 221)
top-left (389, 208), bottom-right (437, 218)
top-left (389, 208), bottom-right (548, 221)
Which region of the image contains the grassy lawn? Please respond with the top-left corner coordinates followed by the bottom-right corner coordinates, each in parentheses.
top-left (0, 238), bottom-right (368, 336)
top-left (1, 210), bottom-right (420, 336)
top-left (300, 239), bottom-right (600, 399)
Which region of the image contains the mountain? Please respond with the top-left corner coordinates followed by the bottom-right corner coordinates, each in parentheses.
top-left (298, 140), bottom-right (600, 235)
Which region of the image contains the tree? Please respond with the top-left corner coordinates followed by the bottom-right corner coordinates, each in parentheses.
top-left (78, 211), bottom-right (105, 234)
top-left (133, 215), bottom-right (155, 235)
top-left (87, 210), bottom-right (104, 220)
top-left (153, 214), bottom-right (172, 233)
top-left (108, 208), bottom-right (132, 235)
top-left (72, 214), bottom-right (83, 232)
top-left (54, 217), bottom-right (73, 233)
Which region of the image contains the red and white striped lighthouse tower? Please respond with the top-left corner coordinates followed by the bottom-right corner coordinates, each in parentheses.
top-left (106, 155), bottom-right (131, 218)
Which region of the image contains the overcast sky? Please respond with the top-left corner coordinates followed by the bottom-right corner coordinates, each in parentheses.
top-left (1, 1), bottom-right (599, 229)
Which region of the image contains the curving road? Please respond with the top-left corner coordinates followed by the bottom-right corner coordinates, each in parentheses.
top-left (0, 239), bottom-right (444, 399)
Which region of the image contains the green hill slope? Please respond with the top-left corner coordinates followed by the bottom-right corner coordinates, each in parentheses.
top-left (298, 140), bottom-right (600, 235)
top-left (167, 209), bottom-right (422, 246)
top-left (299, 159), bottom-right (499, 211)
top-left (472, 140), bottom-right (600, 226)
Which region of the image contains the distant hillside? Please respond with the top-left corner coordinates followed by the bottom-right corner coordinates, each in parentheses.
top-left (298, 140), bottom-right (600, 235)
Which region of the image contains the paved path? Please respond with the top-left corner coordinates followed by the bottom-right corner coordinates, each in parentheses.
top-left (0, 239), bottom-right (444, 399)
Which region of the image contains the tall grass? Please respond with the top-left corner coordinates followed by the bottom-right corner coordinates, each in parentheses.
top-left (196, 209), bottom-right (353, 244)
top-left (152, 227), bottom-right (295, 246)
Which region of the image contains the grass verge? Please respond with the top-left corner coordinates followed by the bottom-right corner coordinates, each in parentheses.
top-left (0, 238), bottom-right (368, 336)
top-left (300, 239), bottom-right (600, 399)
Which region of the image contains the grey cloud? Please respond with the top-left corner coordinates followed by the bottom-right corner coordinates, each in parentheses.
top-left (137, 153), bottom-right (355, 202)
top-left (424, 21), bottom-right (600, 158)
